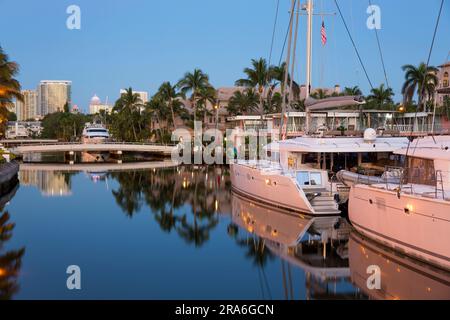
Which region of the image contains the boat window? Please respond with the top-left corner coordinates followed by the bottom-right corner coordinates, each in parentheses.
top-left (310, 172), bottom-right (322, 186)
top-left (296, 172), bottom-right (310, 185)
top-left (407, 157), bottom-right (435, 185)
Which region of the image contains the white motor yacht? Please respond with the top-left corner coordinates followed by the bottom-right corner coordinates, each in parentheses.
top-left (348, 136), bottom-right (450, 270)
top-left (81, 122), bottom-right (110, 144)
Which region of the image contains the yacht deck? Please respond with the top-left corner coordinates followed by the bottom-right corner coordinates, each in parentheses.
top-left (368, 183), bottom-right (450, 201)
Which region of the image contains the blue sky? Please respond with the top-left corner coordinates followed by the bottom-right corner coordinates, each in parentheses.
top-left (1, 0), bottom-right (449, 112)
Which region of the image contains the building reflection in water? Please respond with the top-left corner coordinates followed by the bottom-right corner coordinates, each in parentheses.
top-left (19, 170), bottom-right (72, 197)
top-left (0, 176), bottom-right (25, 300)
top-left (349, 232), bottom-right (450, 300)
top-left (230, 192), bottom-right (362, 300)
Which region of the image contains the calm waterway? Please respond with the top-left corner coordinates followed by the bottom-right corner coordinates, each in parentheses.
top-left (1, 163), bottom-right (449, 300)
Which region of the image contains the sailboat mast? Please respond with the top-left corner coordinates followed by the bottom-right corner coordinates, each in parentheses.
top-left (280, 0), bottom-right (296, 140)
top-left (305, 0), bottom-right (313, 134)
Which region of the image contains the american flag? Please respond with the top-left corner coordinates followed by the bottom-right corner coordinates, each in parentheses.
top-left (321, 21), bottom-right (327, 46)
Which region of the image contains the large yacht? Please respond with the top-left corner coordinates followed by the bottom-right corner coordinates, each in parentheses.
top-left (230, 126), bottom-right (409, 216)
top-left (81, 121), bottom-right (110, 144)
top-left (229, 0), bottom-right (411, 216)
top-left (348, 136), bottom-right (450, 270)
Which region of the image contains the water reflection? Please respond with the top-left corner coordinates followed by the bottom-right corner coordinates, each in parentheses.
top-left (19, 170), bottom-right (72, 197)
top-left (349, 232), bottom-right (450, 300)
top-left (231, 192), bottom-right (450, 300)
top-left (109, 165), bottom-right (231, 247)
top-left (0, 177), bottom-right (25, 300)
top-left (230, 193), bottom-right (362, 300)
top-left (6, 164), bottom-right (450, 299)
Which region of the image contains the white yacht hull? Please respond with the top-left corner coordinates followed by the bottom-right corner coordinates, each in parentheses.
top-left (230, 162), bottom-right (340, 216)
top-left (349, 184), bottom-right (450, 270)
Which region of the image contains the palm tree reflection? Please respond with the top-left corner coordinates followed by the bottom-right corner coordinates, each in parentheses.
top-left (0, 211), bottom-right (25, 300)
top-left (109, 165), bottom-right (230, 247)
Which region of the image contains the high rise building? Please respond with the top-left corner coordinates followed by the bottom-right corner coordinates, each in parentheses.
top-left (38, 80), bottom-right (72, 115)
top-left (119, 89), bottom-right (148, 103)
top-left (15, 89), bottom-right (38, 120)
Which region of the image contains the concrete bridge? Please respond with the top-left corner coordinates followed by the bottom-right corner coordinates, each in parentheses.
top-left (10, 142), bottom-right (177, 156)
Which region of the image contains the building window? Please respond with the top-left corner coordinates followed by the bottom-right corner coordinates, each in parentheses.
top-left (444, 72), bottom-right (449, 87)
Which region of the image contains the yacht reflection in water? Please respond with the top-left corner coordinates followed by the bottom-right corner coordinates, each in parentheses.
top-left (0, 176), bottom-right (25, 300)
top-left (230, 192), bottom-right (362, 300)
top-left (231, 192), bottom-right (450, 300)
top-left (349, 232), bottom-right (450, 300)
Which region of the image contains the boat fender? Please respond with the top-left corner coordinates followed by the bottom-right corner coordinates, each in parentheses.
top-left (334, 193), bottom-right (340, 202)
top-left (395, 187), bottom-right (401, 199)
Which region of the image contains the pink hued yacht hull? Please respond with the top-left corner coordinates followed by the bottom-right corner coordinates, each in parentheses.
top-left (349, 184), bottom-right (450, 270)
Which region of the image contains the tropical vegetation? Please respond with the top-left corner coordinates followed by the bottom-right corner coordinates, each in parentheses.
top-left (41, 109), bottom-right (91, 141)
top-left (0, 47), bottom-right (23, 136)
top-left (401, 62), bottom-right (438, 111)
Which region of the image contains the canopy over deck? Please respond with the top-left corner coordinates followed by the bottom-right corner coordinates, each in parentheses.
top-left (267, 136), bottom-right (409, 154)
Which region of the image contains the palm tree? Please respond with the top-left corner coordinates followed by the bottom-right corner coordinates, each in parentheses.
top-left (0, 47), bottom-right (23, 135)
top-left (113, 87), bottom-right (143, 141)
top-left (343, 86), bottom-right (363, 96)
top-left (235, 58), bottom-right (273, 116)
top-left (144, 96), bottom-right (171, 142)
top-left (269, 62), bottom-right (300, 102)
top-left (367, 84), bottom-right (394, 110)
top-left (177, 69), bottom-right (211, 124)
top-left (227, 89), bottom-right (260, 115)
top-left (155, 82), bottom-right (185, 130)
top-left (264, 91), bottom-right (282, 114)
top-left (196, 85), bottom-right (217, 123)
top-left (310, 88), bottom-right (329, 99)
top-left (401, 63), bottom-right (438, 111)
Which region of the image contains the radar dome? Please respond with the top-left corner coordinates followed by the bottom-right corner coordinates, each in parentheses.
top-left (363, 128), bottom-right (377, 142)
top-left (90, 94), bottom-right (101, 105)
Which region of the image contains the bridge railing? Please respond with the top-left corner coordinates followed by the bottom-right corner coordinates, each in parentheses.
top-left (12, 141), bottom-right (177, 147)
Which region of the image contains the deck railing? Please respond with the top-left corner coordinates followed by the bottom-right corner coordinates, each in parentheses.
top-left (363, 166), bottom-right (450, 201)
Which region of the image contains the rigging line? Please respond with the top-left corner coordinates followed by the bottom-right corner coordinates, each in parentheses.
top-left (367, 0), bottom-right (398, 125)
top-left (404, 0), bottom-right (444, 160)
top-left (268, 0), bottom-right (281, 66)
top-left (278, 0), bottom-right (297, 67)
top-left (263, 0), bottom-right (281, 106)
top-left (333, 0), bottom-right (374, 89)
top-left (368, 0), bottom-right (389, 89)
top-left (289, 0), bottom-right (300, 104)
